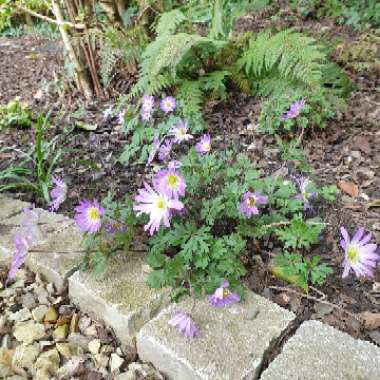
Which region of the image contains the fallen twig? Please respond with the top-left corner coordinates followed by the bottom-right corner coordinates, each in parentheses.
top-left (269, 285), bottom-right (361, 321)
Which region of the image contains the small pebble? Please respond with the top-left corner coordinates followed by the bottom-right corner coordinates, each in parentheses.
top-left (88, 339), bottom-right (101, 355)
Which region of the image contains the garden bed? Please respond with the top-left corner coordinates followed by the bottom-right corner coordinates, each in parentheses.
top-left (1, 4), bottom-right (380, 349)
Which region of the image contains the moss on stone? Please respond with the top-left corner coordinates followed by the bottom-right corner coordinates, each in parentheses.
top-left (104, 280), bottom-right (159, 313)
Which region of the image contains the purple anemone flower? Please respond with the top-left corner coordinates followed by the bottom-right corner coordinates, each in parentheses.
top-left (49, 174), bottom-right (67, 211)
top-left (117, 109), bottom-right (126, 125)
top-left (133, 182), bottom-right (184, 235)
top-left (8, 234), bottom-right (29, 281)
top-left (142, 95), bottom-right (155, 113)
top-left (74, 199), bottom-right (104, 234)
top-left (195, 134), bottom-right (211, 155)
top-left (168, 312), bottom-right (200, 338)
top-left (208, 280), bottom-right (240, 307)
top-left (239, 191), bottom-right (268, 218)
top-left (168, 160), bottom-right (182, 170)
top-left (141, 109), bottom-right (153, 122)
top-left (160, 96), bottom-right (176, 114)
top-left (147, 137), bottom-right (161, 165)
top-left (158, 139), bottom-right (173, 161)
top-left (282, 98), bottom-right (305, 120)
top-left (170, 121), bottom-right (193, 144)
top-left (340, 227), bottom-right (379, 279)
top-left (8, 207), bottom-right (40, 281)
top-left (153, 168), bottom-right (186, 200)
top-left (103, 105), bottom-right (113, 120)
top-left (295, 177), bottom-right (315, 210)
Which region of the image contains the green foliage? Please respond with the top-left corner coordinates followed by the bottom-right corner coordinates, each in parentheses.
top-left (0, 0), bottom-right (51, 34)
top-left (275, 136), bottom-right (310, 172)
top-left (81, 193), bottom-right (137, 276)
top-left (275, 216), bottom-right (324, 249)
top-left (120, 112), bottom-right (185, 164)
top-left (0, 98), bottom-right (33, 129)
top-left (258, 70), bottom-right (349, 134)
top-left (0, 113), bottom-right (62, 203)
top-left (143, 149), bottom-right (335, 299)
top-left (293, 0), bottom-right (380, 30)
top-left (239, 29), bottom-right (326, 88)
top-left (273, 252), bottom-right (333, 290)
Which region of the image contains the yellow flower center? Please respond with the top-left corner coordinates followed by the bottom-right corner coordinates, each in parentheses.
top-left (302, 191), bottom-right (308, 201)
top-left (347, 245), bottom-right (359, 264)
top-left (246, 197), bottom-right (256, 207)
top-left (167, 174), bottom-right (179, 188)
top-left (223, 288), bottom-right (230, 298)
top-left (203, 143), bottom-right (210, 151)
top-left (88, 207), bottom-right (99, 221)
top-left (156, 197), bottom-right (166, 210)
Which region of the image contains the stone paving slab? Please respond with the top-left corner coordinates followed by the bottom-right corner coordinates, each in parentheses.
top-left (137, 292), bottom-right (295, 380)
top-left (26, 222), bottom-right (85, 289)
top-left (69, 252), bottom-right (170, 347)
top-left (0, 199), bottom-right (85, 288)
top-left (0, 206), bottom-right (73, 260)
top-left (0, 195), bottom-right (30, 220)
top-left (260, 320), bottom-right (380, 380)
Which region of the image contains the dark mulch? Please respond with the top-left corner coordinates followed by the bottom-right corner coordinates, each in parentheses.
top-left (1, 11), bottom-right (380, 346)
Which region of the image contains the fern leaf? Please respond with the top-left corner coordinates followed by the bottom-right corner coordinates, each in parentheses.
top-left (240, 29), bottom-right (326, 88)
top-left (141, 33), bottom-right (207, 78)
top-left (155, 9), bottom-right (186, 37)
top-left (200, 70), bottom-right (231, 99)
top-left (175, 80), bottom-right (204, 117)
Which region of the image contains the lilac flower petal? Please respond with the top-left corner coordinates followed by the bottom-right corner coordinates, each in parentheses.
top-left (74, 199), bottom-right (104, 234)
top-left (195, 134), bottom-right (211, 155)
top-left (160, 96), bottom-right (176, 114)
top-left (134, 182), bottom-right (184, 235)
top-left (239, 191), bottom-right (267, 218)
top-left (168, 312), bottom-right (199, 338)
top-left (352, 227), bottom-right (365, 243)
top-left (340, 227), bottom-right (379, 279)
top-left (208, 280), bottom-right (240, 308)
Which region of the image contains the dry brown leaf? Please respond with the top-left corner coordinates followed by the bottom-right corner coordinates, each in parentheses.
top-left (337, 180), bottom-right (359, 198)
top-left (360, 311), bottom-right (380, 330)
top-left (354, 136), bottom-right (372, 154)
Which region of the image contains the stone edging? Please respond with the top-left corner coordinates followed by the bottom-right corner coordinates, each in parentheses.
top-left (1, 195), bottom-right (379, 380)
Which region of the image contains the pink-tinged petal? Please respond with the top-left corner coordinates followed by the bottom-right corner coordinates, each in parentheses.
top-left (358, 232), bottom-right (372, 246)
top-left (168, 313), bottom-right (185, 326)
top-left (340, 227), bottom-right (350, 244)
top-left (340, 239), bottom-right (347, 250)
top-left (221, 280), bottom-right (229, 288)
top-left (214, 287), bottom-right (224, 300)
top-left (226, 292), bottom-right (240, 303)
top-left (360, 244), bottom-right (378, 255)
top-left (342, 261), bottom-right (350, 278)
top-left (168, 199), bottom-right (184, 211)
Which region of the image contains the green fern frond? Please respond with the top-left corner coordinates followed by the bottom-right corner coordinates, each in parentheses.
top-left (175, 79), bottom-right (204, 118)
top-left (99, 44), bottom-right (121, 87)
top-left (200, 70), bottom-right (231, 99)
top-left (127, 74), bottom-right (175, 100)
top-left (141, 33), bottom-right (208, 79)
top-left (155, 9), bottom-right (187, 37)
top-left (253, 75), bottom-right (299, 97)
top-left (229, 65), bottom-right (251, 94)
top-left (239, 29), bottom-right (326, 88)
